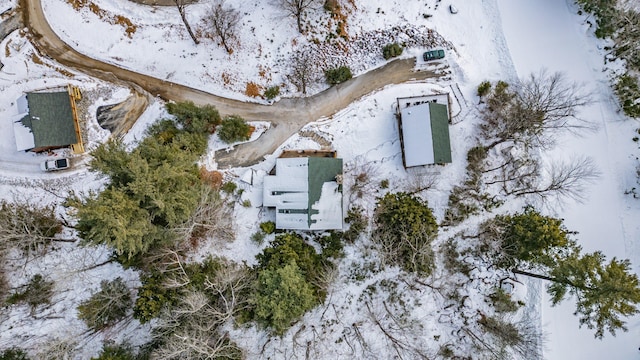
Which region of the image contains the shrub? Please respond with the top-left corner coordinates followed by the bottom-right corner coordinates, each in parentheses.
top-left (615, 74), bottom-right (640, 118)
top-left (217, 115), bottom-right (251, 144)
top-left (264, 85), bottom-right (280, 100)
top-left (489, 288), bottom-right (523, 313)
top-left (166, 101), bottom-right (221, 134)
top-left (221, 181), bottom-right (237, 194)
top-left (78, 278), bottom-right (132, 330)
top-left (477, 80), bottom-right (492, 98)
top-left (91, 343), bottom-right (136, 360)
top-left (241, 199), bottom-right (252, 207)
top-left (0, 348), bottom-right (30, 360)
top-left (324, 0), bottom-right (338, 12)
top-left (342, 206), bottom-right (366, 243)
top-left (251, 231), bottom-right (266, 245)
top-left (134, 272), bottom-right (179, 323)
top-left (317, 231), bottom-right (344, 259)
top-left (259, 221), bottom-right (276, 234)
top-left (325, 66), bottom-right (352, 85)
top-left (382, 43), bottom-right (403, 60)
top-left (6, 274), bottom-right (54, 313)
top-left (380, 179), bottom-right (389, 189)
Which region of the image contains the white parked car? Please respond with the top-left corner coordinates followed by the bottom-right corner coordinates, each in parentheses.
top-left (41, 158), bottom-right (70, 171)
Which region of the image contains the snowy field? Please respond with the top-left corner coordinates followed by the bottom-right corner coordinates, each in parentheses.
top-left (0, 0), bottom-right (638, 358)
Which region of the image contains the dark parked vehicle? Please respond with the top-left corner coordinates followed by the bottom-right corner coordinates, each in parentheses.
top-left (41, 158), bottom-right (70, 171)
top-left (423, 49), bottom-right (445, 62)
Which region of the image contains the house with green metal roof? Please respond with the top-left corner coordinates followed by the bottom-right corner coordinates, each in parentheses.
top-left (12, 91), bottom-right (80, 152)
top-left (263, 157), bottom-right (343, 230)
top-left (397, 94), bottom-right (452, 167)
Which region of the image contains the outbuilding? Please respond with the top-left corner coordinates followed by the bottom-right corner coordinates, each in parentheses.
top-left (397, 94), bottom-right (452, 167)
top-left (12, 87), bottom-right (84, 153)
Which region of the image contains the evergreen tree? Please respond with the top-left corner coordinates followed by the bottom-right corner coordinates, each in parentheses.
top-left (6, 274), bottom-right (54, 313)
top-left (73, 188), bottom-right (163, 258)
top-left (254, 261), bottom-right (317, 335)
top-left (373, 192), bottom-right (438, 275)
top-left (89, 139), bottom-right (134, 187)
top-left (71, 126), bottom-right (206, 259)
top-left (546, 252), bottom-right (640, 339)
top-left (217, 115), bottom-right (251, 144)
top-left (482, 205), bottom-right (575, 269)
top-left (165, 101), bottom-right (221, 134)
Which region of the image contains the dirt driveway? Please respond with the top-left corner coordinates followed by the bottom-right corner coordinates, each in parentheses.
top-left (20, 0), bottom-right (445, 167)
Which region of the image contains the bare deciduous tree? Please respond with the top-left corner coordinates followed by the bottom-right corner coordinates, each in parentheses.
top-left (279, 0), bottom-right (319, 34)
top-left (0, 199), bottom-right (72, 258)
top-left (406, 170), bottom-right (438, 195)
top-left (173, 186), bottom-right (235, 244)
top-left (511, 156), bottom-right (600, 204)
top-left (174, 0), bottom-right (199, 45)
top-left (345, 157), bottom-right (378, 201)
top-left (152, 291), bottom-right (242, 359)
top-left (208, 0), bottom-right (241, 54)
top-left (363, 300), bottom-right (434, 359)
top-left (151, 263), bottom-right (251, 359)
top-left (481, 71), bottom-right (592, 150)
top-left (287, 49), bottom-right (318, 94)
top-left (35, 337), bottom-right (78, 360)
top-left (483, 147), bottom-right (541, 196)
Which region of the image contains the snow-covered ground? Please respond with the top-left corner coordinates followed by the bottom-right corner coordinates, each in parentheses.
top-left (497, 0), bottom-right (640, 358)
top-left (0, 0), bottom-right (639, 358)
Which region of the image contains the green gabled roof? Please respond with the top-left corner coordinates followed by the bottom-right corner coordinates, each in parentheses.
top-left (307, 157), bottom-right (343, 227)
top-left (21, 92), bottom-right (77, 149)
top-left (429, 103), bottom-right (452, 164)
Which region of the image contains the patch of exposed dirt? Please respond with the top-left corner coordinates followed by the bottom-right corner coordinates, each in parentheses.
top-left (96, 86), bottom-right (150, 138)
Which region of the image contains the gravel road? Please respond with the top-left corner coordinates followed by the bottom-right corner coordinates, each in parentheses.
top-left (20, 0), bottom-right (445, 167)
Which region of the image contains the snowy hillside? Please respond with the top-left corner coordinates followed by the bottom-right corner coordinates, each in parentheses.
top-left (0, 0), bottom-right (639, 359)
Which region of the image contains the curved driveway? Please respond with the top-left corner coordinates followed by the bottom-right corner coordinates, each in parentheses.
top-left (21, 0), bottom-right (444, 167)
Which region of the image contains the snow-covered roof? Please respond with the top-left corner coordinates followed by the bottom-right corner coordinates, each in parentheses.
top-left (263, 157), bottom-right (343, 230)
top-left (310, 182), bottom-right (343, 230)
top-left (12, 117), bottom-right (35, 151)
top-left (16, 94), bottom-right (28, 114)
top-left (398, 99), bottom-right (452, 167)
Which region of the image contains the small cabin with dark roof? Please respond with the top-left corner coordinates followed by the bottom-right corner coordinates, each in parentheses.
top-left (12, 88), bottom-right (83, 153)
